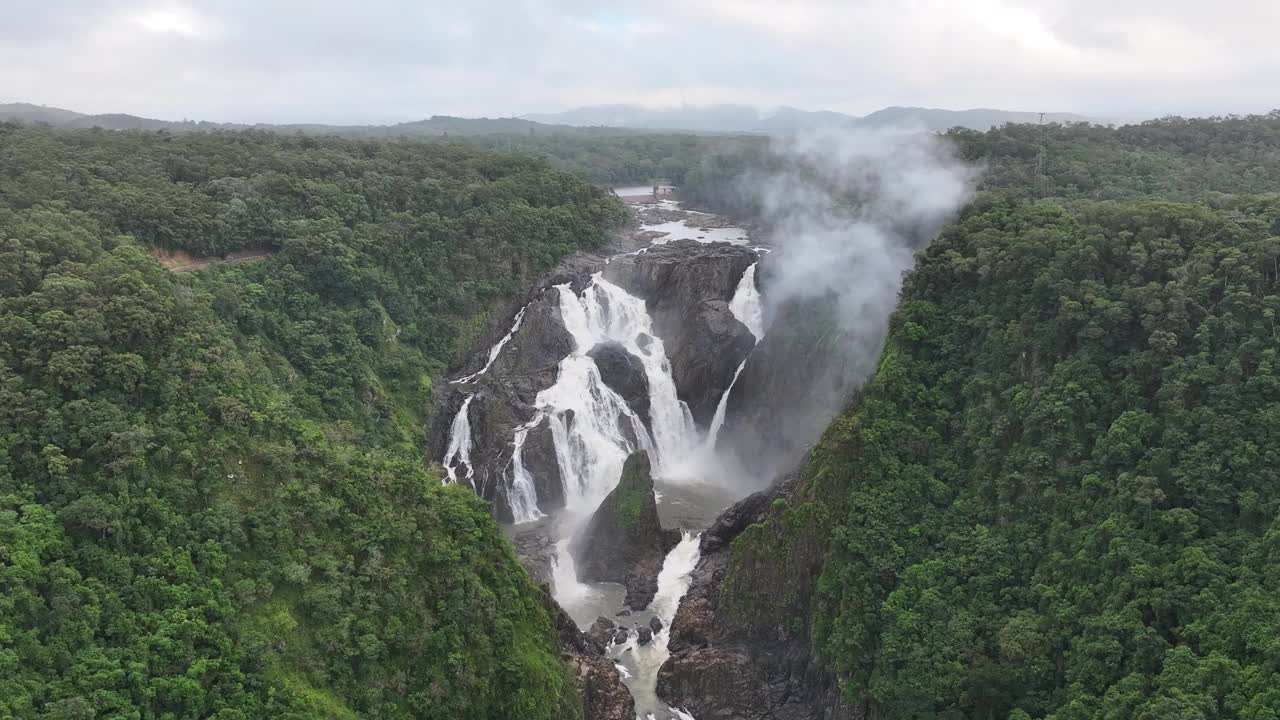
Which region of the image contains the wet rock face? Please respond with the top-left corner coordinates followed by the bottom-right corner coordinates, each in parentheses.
top-left (543, 590), bottom-right (636, 720)
top-left (588, 341), bottom-right (651, 427)
top-left (718, 248), bottom-right (883, 487)
top-left (570, 452), bottom-right (679, 610)
top-left (523, 416), bottom-right (565, 511)
top-left (512, 528), bottom-right (555, 587)
top-left (430, 285), bottom-right (577, 521)
top-left (656, 482), bottom-right (856, 720)
top-left (604, 240), bottom-right (759, 428)
top-left (587, 616), bottom-right (618, 648)
top-left (666, 300), bottom-right (756, 427)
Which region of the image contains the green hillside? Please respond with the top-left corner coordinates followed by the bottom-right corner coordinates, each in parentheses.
top-left (0, 125), bottom-right (626, 719)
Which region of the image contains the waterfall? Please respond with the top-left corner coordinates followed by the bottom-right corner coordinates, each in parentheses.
top-left (507, 415), bottom-right (547, 524)
top-left (441, 395), bottom-right (475, 485)
top-left (706, 263), bottom-right (765, 449)
top-left (539, 276), bottom-right (696, 515)
top-left (451, 302), bottom-right (531, 384)
top-left (615, 532), bottom-right (703, 719)
top-left (705, 359), bottom-right (748, 443)
top-left (728, 263), bottom-right (763, 340)
top-left (566, 276), bottom-right (698, 472)
top-left (549, 537), bottom-right (605, 611)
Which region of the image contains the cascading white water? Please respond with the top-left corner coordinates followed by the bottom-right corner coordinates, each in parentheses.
top-left (706, 263), bottom-right (765, 449)
top-left (539, 276), bottom-right (697, 517)
top-left (568, 276), bottom-right (698, 474)
top-left (727, 264), bottom-right (764, 340)
top-left (507, 415), bottom-right (547, 524)
top-left (541, 354), bottom-right (654, 514)
top-left (442, 395), bottom-right (475, 485)
top-left (614, 532), bottom-right (703, 719)
top-left (705, 360), bottom-right (748, 444)
top-left (451, 302), bottom-right (531, 385)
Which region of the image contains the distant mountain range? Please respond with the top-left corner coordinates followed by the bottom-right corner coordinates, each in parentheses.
top-left (0, 102), bottom-right (608, 137)
top-left (3, 101), bottom-right (1102, 137)
top-left (523, 104), bottom-right (1100, 132)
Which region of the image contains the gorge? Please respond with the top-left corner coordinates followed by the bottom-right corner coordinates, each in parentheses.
top-left (433, 195), bottom-right (769, 718)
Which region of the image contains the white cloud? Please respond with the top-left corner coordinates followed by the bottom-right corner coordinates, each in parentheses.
top-left (1, 0), bottom-right (1276, 122)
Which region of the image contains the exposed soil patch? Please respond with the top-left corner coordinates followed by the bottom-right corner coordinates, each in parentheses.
top-left (153, 247), bottom-right (275, 272)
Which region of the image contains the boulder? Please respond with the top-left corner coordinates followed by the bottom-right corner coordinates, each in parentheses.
top-left (649, 616), bottom-right (664, 634)
top-left (588, 341), bottom-right (651, 428)
top-left (570, 451), bottom-right (679, 610)
top-left (637, 626), bottom-right (653, 645)
top-left (511, 528), bottom-right (555, 587)
top-left (587, 616), bottom-right (617, 647)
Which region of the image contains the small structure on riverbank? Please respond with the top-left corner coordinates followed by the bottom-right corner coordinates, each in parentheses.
top-left (613, 182), bottom-right (677, 204)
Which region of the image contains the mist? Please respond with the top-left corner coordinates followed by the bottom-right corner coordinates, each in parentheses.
top-left (719, 129), bottom-right (979, 484)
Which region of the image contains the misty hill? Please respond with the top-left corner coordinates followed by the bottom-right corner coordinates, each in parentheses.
top-left (0, 102), bottom-right (86, 125)
top-left (0, 102), bottom-right (625, 137)
top-left (523, 103), bottom-right (1097, 132)
top-left (857, 105), bottom-right (1092, 130)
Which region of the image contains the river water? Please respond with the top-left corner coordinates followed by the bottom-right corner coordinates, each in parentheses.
top-left (555, 198), bottom-right (762, 719)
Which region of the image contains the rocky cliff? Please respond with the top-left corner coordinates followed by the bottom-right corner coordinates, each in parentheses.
top-left (656, 475), bottom-right (857, 720)
top-left (429, 280), bottom-right (582, 520)
top-left (604, 241), bottom-right (758, 427)
top-left (541, 587), bottom-right (636, 720)
top-left (570, 451), bottom-right (679, 610)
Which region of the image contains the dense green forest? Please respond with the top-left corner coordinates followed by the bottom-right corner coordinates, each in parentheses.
top-left (719, 112), bottom-right (1280, 719)
top-left (0, 125), bottom-right (627, 719)
top-left (673, 112), bottom-right (1280, 215)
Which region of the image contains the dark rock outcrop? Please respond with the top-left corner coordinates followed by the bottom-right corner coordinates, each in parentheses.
top-left (543, 589), bottom-right (636, 720)
top-left (656, 480), bottom-right (856, 720)
top-left (637, 626), bottom-right (653, 645)
top-left (666, 299), bottom-right (755, 426)
top-left (604, 240), bottom-right (759, 427)
top-left (588, 341), bottom-right (651, 427)
top-left (570, 452), bottom-right (679, 610)
top-left (430, 285), bottom-right (578, 521)
top-left (587, 616), bottom-right (617, 647)
top-left (511, 527), bottom-right (555, 587)
top-left (523, 415), bottom-right (565, 511)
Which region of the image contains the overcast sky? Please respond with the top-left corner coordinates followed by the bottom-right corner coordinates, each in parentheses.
top-left (4, 0), bottom-right (1277, 124)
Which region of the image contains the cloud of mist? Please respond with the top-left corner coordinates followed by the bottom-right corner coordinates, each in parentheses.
top-left (720, 129), bottom-right (978, 483)
top-left (758, 127), bottom-right (977, 342)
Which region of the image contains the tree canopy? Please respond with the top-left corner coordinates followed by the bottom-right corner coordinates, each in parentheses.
top-left (0, 125), bottom-right (626, 719)
top-left (717, 112), bottom-right (1280, 719)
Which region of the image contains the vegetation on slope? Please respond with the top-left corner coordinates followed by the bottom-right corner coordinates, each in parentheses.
top-left (0, 125), bottom-right (626, 719)
top-left (717, 113), bottom-right (1280, 719)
